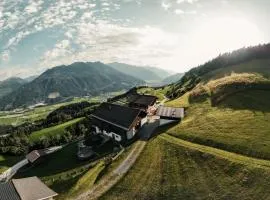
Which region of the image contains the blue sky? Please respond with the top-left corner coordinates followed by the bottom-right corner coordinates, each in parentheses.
top-left (0, 0), bottom-right (269, 80)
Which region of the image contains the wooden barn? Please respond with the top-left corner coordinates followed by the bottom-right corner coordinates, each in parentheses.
top-left (127, 94), bottom-right (158, 111)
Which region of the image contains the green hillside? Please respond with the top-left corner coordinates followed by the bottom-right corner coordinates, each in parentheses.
top-left (101, 136), bottom-right (270, 200)
top-left (29, 117), bottom-right (84, 142)
top-left (0, 77), bottom-right (26, 98)
top-left (100, 45), bottom-right (270, 200)
top-left (165, 88), bottom-right (270, 159)
top-left (167, 44), bottom-right (270, 98)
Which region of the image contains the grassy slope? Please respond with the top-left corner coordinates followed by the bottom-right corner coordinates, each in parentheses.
top-left (165, 90), bottom-right (270, 159)
top-left (101, 136), bottom-right (270, 200)
top-left (29, 117), bottom-right (84, 142)
top-left (202, 59), bottom-right (270, 82)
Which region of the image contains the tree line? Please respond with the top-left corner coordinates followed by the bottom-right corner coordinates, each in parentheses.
top-left (0, 101), bottom-right (99, 155)
top-left (166, 44), bottom-right (270, 98)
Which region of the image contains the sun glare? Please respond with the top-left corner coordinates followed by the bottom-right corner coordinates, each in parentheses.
top-left (163, 17), bottom-right (266, 72)
top-left (195, 17), bottom-right (265, 52)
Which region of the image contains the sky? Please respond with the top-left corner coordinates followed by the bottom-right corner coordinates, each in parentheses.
top-left (0, 0), bottom-right (269, 80)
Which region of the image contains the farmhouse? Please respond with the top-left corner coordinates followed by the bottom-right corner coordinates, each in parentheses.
top-left (0, 176), bottom-right (58, 200)
top-left (90, 103), bottom-right (147, 143)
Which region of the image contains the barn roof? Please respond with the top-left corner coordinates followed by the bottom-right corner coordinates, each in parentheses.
top-left (156, 106), bottom-right (184, 120)
top-left (0, 182), bottom-right (20, 200)
top-left (12, 176), bottom-right (58, 200)
top-left (128, 94), bottom-right (157, 107)
top-left (91, 103), bottom-right (142, 131)
top-left (26, 150), bottom-right (46, 163)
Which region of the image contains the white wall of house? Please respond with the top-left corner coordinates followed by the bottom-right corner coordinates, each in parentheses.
top-left (126, 127), bottom-right (136, 140)
top-left (93, 126), bottom-right (122, 142)
top-left (141, 116), bottom-right (148, 127)
top-left (95, 126), bottom-right (101, 133)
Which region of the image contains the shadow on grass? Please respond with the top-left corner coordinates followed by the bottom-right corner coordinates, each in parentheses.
top-left (139, 120), bottom-right (179, 142)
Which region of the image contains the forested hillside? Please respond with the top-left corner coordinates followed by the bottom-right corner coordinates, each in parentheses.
top-left (0, 62), bottom-right (144, 110)
top-left (167, 44), bottom-right (270, 98)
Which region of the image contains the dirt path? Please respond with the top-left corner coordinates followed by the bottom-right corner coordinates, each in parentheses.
top-left (73, 141), bottom-right (146, 200)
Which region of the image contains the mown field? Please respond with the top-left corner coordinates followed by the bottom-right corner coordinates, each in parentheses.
top-left (29, 117), bottom-right (84, 142)
top-left (165, 90), bottom-right (270, 159)
top-left (101, 136), bottom-right (270, 200)
top-left (137, 87), bottom-right (170, 101)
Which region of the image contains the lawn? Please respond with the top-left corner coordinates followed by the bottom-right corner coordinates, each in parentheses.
top-left (101, 136), bottom-right (270, 200)
top-left (15, 142), bottom-right (105, 199)
top-left (0, 155), bottom-right (23, 173)
top-left (165, 90), bottom-right (270, 159)
top-left (29, 117), bottom-right (84, 142)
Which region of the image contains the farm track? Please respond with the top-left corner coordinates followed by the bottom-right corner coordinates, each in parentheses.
top-left (160, 134), bottom-right (270, 170)
top-left (73, 140), bottom-right (146, 200)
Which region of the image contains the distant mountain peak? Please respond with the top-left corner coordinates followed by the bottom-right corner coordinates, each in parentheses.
top-left (0, 62), bottom-right (144, 110)
top-left (108, 62), bottom-right (171, 82)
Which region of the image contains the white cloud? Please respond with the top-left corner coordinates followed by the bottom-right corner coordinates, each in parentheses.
top-left (25, 0), bottom-right (44, 14)
top-left (42, 39), bottom-right (72, 63)
top-left (1, 51), bottom-right (10, 62)
top-left (161, 2), bottom-right (171, 11)
top-left (175, 9), bottom-right (185, 14)
top-left (177, 0), bottom-right (199, 4)
top-left (175, 9), bottom-right (197, 15)
top-left (102, 2), bottom-right (110, 6)
top-left (0, 66), bottom-right (37, 81)
top-left (65, 31), bottom-right (73, 39)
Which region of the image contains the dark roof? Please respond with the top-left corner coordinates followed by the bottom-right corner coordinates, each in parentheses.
top-left (26, 150), bottom-right (46, 163)
top-left (12, 177), bottom-right (58, 200)
top-left (91, 103), bottom-right (142, 131)
top-left (156, 106), bottom-right (184, 120)
top-left (128, 94), bottom-right (157, 107)
top-left (0, 182), bottom-right (20, 200)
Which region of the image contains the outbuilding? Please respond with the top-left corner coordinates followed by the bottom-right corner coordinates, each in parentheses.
top-left (156, 106), bottom-right (184, 120)
top-left (127, 94), bottom-right (158, 111)
top-left (0, 176), bottom-right (58, 200)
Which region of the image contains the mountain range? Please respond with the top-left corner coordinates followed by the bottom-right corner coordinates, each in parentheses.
top-left (0, 77), bottom-right (27, 98)
top-left (0, 62), bottom-right (144, 110)
top-left (108, 62), bottom-right (172, 82)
